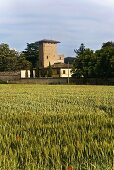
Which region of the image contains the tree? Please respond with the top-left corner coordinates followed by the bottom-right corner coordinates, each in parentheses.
top-left (95, 43), bottom-right (114, 78)
top-left (16, 53), bottom-right (31, 70)
top-left (72, 44), bottom-right (96, 78)
top-left (0, 44), bottom-right (17, 71)
top-left (47, 62), bottom-right (53, 77)
top-left (74, 43), bottom-right (85, 55)
top-left (102, 41), bottom-right (114, 49)
top-left (72, 41), bottom-right (114, 78)
top-left (0, 43), bottom-right (31, 71)
top-left (23, 42), bottom-right (39, 68)
top-left (23, 42), bottom-right (39, 77)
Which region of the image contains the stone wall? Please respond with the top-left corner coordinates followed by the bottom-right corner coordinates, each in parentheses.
top-left (39, 42), bottom-right (64, 68)
top-left (71, 78), bottom-right (114, 85)
top-left (43, 43), bottom-right (57, 67)
top-left (1, 73), bottom-right (114, 85)
top-left (9, 78), bottom-right (68, 84)
top-left (9, 77), bottom-right (114, 85)
top-left (0, 72), bottom-right (21, 81)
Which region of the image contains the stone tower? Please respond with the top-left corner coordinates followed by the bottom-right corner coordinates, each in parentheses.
top-left (39, 39), bottom-right (64, 68)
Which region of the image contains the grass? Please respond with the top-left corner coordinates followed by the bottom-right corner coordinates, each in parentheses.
top-left (0, 85), bottom-right (114, 170)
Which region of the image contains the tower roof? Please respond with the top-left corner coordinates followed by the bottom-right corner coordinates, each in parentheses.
top-left (38, 39), bottom-right (60, 44)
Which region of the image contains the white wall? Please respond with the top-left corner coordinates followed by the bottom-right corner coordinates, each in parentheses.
top-left (21, 70), bottom-right (30, 78)
top-left (33, 70), bottom-right (35, 78)
top-left (60, 68), bottom-right (72, 77)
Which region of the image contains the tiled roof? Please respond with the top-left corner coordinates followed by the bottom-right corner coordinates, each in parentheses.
top-left (51, 63), bottom-right (72, 68)
top-left (38, 39), bottom-right (60, 44)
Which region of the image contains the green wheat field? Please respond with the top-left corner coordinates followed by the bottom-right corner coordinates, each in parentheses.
top-left (0, 85), bottom-right (114, 170)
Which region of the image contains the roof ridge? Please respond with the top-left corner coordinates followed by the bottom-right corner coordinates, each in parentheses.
top-left (38, 39), bottom-right (60, 43)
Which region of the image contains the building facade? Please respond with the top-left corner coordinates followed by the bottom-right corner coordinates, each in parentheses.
top-left (39, 39), bottom-right (64, 68)
top-left (20, 39), bottom-right (72, 78)
top-left (51, 63), bottom-right (72, 77)
top-left (41, 63), bottom-right (72, 78)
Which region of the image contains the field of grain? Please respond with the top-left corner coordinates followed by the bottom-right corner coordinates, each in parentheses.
top-left (0, 85), bottom-right (114, 170)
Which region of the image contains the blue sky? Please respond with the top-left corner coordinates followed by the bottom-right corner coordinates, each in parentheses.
top-left (0, 0), bottom-right (114, 57)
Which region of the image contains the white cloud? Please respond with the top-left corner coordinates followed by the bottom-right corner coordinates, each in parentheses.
top-left (91, 0), bottom-right (114, 7)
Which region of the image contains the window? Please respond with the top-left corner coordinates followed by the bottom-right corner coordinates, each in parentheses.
top-left (63, 70), bottom-right (65, 74)
top-left (47, 56), bottom-right (48, 59)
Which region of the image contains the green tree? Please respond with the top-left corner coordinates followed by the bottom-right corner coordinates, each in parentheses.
top-left (102, 41), bottom-right (114, 49)
top-left (16, 53), bottom-right (31, 70)
top-left (47, 62), bottom-right (53, 77)
top-left (72, 44), bottom-right (96, 78)
top-left (74, 43), bottom-right (85, 55)
top-left (95, 42), bottom-right (114, 78)
top-left (0, 43), bottom-right (31, 71)
top-left (23, 42), bottom-right (39, 68)
top-left (23, 42), bottom-right (39, 77)
top-left (0, 44), bottom-right (17, 71)
top-left (72, 41), bottom-right (114, 78)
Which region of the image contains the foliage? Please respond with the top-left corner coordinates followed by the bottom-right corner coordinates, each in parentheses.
top-left (72, 47), bottom-right (96, 78)
top-left (0, 43), bottom-right (31, 71)
top-left (74, 43), bottom-right (85, 55)
top-left (102, 41), bottom-right (114, 48)
top-left (0, 85), bottom-right (114, 169)
top-left (95, 47), bottom-right (114, 78)
top-left (17, 53), bottom-right (31, 70)
top-left (73, 41), bottom-right (114, 78)
top-left (47, 62), bottom-right (53, 77)
top-left (23, 42), bottom-right (39, 69)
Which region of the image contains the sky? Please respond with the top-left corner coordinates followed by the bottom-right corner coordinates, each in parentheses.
top-left (0, 0), bottom-right (114, 57)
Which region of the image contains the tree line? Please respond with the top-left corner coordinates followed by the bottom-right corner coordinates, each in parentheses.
top-left (0, 41), bottom-right (114, 78)
top-left (72, 42), bottom-right (114, 78)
